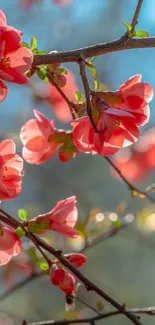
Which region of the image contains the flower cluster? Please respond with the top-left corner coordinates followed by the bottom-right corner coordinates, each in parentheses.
top-left (71, 75), bottom-right (153, 156)
top-left (0, 10), bottom-right (33, 101)
top-left (20, 75), bottom-right (154, 165)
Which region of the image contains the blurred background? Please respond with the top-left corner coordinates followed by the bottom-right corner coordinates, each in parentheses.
top-left (1, 0), bottom-right (155, 324)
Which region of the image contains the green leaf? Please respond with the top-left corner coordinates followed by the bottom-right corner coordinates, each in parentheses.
top-left (55, 68), bottom-right (67, 75)
top-left (122, 22), bottom-right (132, 32)
top-left (74, 91), bottom-right (82, 102)
top-left (88, 64), bottom-right (97, 78)
top-left (94, 79), bottom-right (99, 91)
top-left (30, 36), bottom-right (37, 51)
top-left (16, 226), bottom-right (25, 237)
top-left (40, 262), bottom-right (49, 271)
top-left (21, 41), bottom-right (29, 48)
top-left (32, 49), bottom-right (39, 55)
top-left (18, 209), bottom-right (28, 221)
top-left (37, 69), bottom-right (49, 82)
top-left (134, 30), bottom-right (149, 37)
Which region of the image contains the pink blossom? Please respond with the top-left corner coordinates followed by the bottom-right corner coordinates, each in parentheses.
top-left (65, 253), bottom-right (87, 267)
top-left (20, 110), bottom-right (58, 164)
top-left (29, 196), bottom-right (79, 238)
top-left (0, 139), bottom-right (24, 201)
top-left (71, 75), bottom-right (153, 156)
top-left (0, 227), bottom-right (22, 266)
top-left (50, 268), bottom-right (75, 294)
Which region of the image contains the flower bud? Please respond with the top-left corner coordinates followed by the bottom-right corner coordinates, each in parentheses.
top-left (54, 73), bottom-right (67, 88)
top-left (50, 268), bottom-right (75, 294)
top-left (65, 253), bottom-right (86, 267)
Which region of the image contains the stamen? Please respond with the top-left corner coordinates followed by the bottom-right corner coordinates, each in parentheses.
top-left (115, 117), bottom-right (121, 127)
top-left (1, 57), bottom-right (11, 68)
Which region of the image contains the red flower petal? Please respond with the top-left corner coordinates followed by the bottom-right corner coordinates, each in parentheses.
top-left (122, 82), bottom-right (154, 104)
top-left (0, 10), bottom-right (7, 25)
top-left (51, 222), bottom-right (79, 238)
top-left (71, 117), bottom-right (94, 152)
top-left (0, 227), bottom-right (21, 266)
top-left (119, 74), bottom-right (142, 92)
top-left (0, 139), bottom-right (15, 157)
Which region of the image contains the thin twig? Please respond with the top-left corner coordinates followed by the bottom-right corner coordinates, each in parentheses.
top-left (29, 233), bottom-right (52, 266)
top-left (0, 220), bottom-right (130, 304)
top-left (0, 211), bottom-right (141, 325)
top-left (79, 57), bottom-right (98, 132)
top-left (46, 70), bottom-right (77, 119)
top-left (131, 0), bottom-right (144, 31)
top-left (25, 305), bottom-right (155, 325)
top-left (104, 157), bottom-right (155, 203)
top-left (76, 296), bottom-right (101, 315)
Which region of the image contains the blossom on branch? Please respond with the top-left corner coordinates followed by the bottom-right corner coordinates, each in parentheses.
top-left (71, 75), bottom-right (153, 156)
top-left (28, 196), bottom-right (79, 238)
top-left (0, 139), bottom-right (24, 201)
top-left (0, 10), bottom-right (33, 101)
top-left (65, 253), bottom-right (87, 267)
top-left (0, 227), bottom-right (22, 266)
top-left (20, 109), bottom-right (78, 164)
top-left (50, 268), bottom-right (75, 294)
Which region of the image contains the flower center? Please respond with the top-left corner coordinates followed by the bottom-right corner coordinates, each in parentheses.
top-left (1, 56), bottom-right (11, 68)
top-left (96, 97), bottom-right (110, 111)
top-left (115, 117), bottom-right (121, 127)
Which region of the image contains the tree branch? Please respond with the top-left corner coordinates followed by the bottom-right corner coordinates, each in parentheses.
top-left (0, 212), bottom-right (141, 325)
top-left (26, 305), bottom-right (155, 325)
top-left (130, 0), bottom-right (144, 31)
top-left (33, 37), bottom-right (155, 65)
top-left (0, 217), bottom-right (131, 305)
top-left (46, 70), bottom-right (78, 120)
top-left (79, 58), bottom-right (98, 132)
